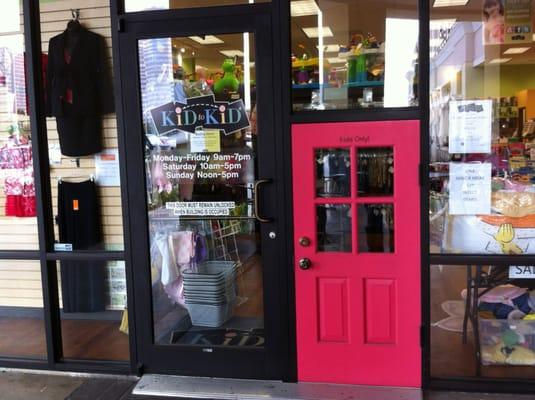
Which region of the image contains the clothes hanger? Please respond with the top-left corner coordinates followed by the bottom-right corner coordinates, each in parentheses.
top-left (67, 9), bottom-right (81, 31)
top-left (57, 174), bottom-right (95, 184)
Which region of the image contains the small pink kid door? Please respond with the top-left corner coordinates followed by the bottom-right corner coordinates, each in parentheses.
top-left (292, 120), bottom-right (421, 387)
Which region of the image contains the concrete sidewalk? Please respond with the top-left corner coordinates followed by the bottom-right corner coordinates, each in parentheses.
top-left (0, 370), bottom-right (535, 400)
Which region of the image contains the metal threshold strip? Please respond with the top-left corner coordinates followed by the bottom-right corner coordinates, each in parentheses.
top-left (133, 374), bottom-right (422, 400)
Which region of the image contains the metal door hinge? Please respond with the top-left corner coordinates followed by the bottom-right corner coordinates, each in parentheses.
top-left (420, 325), bottom-right (426, 348)
top-left (117, 18), bottom-right (125, 33)
top-left (418, 163), bottom-right (426, 187)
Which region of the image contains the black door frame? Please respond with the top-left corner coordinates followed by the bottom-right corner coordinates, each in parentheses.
top-left (114, 3), bottom-right (294, 379)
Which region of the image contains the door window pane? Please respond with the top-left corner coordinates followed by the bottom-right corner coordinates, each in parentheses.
top-left (0, 260), bottom-right (46, 359)
top-left (0, 1), bottom-right (39, 250)
top-left (125, 0), bottom-right (269, 13)
top-left (357, 147), bottom-right (394, 197)
top-left (140, 33), bottom-right (264, 346)
top-left (316, 148), bottom-right (350, 197)
top-left (358, 204), bottom-right (394, 253)
top-left (291, 0), bottom-right (419, 111)
top-left (316, 204), bottom-right (352, 252)
top-left (57, 261), bottom-right (129, 361)
top-left (429, 1), bottom-right (535, 255)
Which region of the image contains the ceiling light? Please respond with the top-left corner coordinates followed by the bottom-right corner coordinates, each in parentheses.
top-left (188, 35), bottom-right (224, 45)
top-left (291, 0), bottom-right (320, 17)
top-left (180, 48), bottom-right (186, 53)
top-left (489, 58), bottom-right (512, 64)
top-left (433, 0), bottom-right (469, 7)
top-left (220, 50), bottom-right (244, 57)
top-left (317, 44), bottom-right (341, 53)
top-left (504, 47), bottom-right (530, 54)
top-left (302, 26), bottom-right (334, 39)
top-left (327, 57), bottom-right (345, 64)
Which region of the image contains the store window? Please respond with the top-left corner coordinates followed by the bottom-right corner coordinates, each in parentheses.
top-left (0, 1), bottom-right (38, 250)
top-left (0, 260), bottom-right (46, 359)
top-left (431, 264), bottom-right (535, 379)
top-left (291, 0), bottom-right (419, 111)
top-left (33, 0), bottom-right (129, 364)
top-left (138, 33), bottom-right (264, 346)
top-left (56, 262), bottom-right (129, 361)
top-left (39, 0), bottom-right (124, 252)
top-left (430, 0), bottom-right (535, 256)
top-left (124, 0), bottom-right (269, 13)
top-left (429, 0), bottom-right (535, 381)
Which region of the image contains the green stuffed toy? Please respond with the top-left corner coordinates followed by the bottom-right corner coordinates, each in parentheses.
top-left (214, 58), bottom-right (240, 96)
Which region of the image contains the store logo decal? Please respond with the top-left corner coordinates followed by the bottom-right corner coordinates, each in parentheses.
top-left (150, 95), bottom-right (250, 136)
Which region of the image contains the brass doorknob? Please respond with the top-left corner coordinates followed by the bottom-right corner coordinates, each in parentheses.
top-left (299, 237), bottom-right (311, 247)
top-left (299, 258), bottom-right (312, 270)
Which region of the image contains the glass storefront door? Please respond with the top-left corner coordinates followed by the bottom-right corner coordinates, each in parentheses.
top-left (119, 11), bottom-right (287, 378)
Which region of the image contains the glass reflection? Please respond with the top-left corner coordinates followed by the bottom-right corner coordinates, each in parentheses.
top-left (357, 147), bottom-right (394, 197)
top-left (316, 204), bottom-right (352, 252)
top-left (358, 204), bottom-right (394, 253)
top-left (140, 33), bottom-right (264, 346)
top-left (291, 0), bottom-right (419, 111)
top-left (316, 148), bottom-right (350, 197)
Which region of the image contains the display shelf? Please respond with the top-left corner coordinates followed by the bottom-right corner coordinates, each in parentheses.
top-left (344, 81), bottom-right (384, 88)
top-left (292, 83), bottom-right (331, 90)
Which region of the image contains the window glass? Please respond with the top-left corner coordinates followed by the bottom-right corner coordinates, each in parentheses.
top-left (430, 0), bottom-right (535, 255)
top-left (138, 33), bottom-right (265, 347)
top-left (0, 260), bottom-right (46, 359)
top-left (39, 0), bottom-right (124, 252)
top-left (0, 0), bottom-right (39, 250)
top-left (431, 264), bottom-right (535, 379)
top-left (124, 0), bottom-right (269, 13)
top-left (57, 261), bottom-right (129, 361)
top-left (291, 0), bottom-right (419, 111)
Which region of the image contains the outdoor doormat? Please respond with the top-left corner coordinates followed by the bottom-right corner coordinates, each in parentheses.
top-left (170, 328), bottom-right (265, 347)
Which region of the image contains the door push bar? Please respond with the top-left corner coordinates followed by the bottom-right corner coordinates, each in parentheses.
top-left (254, 179), bottom-right (273, 223)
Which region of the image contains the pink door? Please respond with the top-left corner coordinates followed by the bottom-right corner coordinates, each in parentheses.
top-left (292, 120), bottom-right (421, 387)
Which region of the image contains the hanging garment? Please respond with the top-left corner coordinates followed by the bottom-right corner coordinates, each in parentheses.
top-left (46, 26), bottom-right (113, 156)
top-left (57, 180), bottom-right (105, 313)
top-left (0, 137), bottom-right (36, 217)
top-left (153, 231), bottom-right (178, 286)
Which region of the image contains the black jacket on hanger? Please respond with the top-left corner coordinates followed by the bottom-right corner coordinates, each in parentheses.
top-left (46, 27), bottom-right (114, 117)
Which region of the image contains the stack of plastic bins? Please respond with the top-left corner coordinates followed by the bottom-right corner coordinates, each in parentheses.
top-left (183, 261), bottom-right (237, 327)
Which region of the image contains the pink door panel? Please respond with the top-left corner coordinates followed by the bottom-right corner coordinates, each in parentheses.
top-left (292, 121), bottom-right (421, 387)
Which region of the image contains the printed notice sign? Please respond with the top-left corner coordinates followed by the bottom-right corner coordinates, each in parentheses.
top-left (95, 149), bottom-right (121, 186)
top-left (509, 266), bottom-right (535, 279)
top-left (449, 163), bottom-right (491, 215)
top-left (166, 201), bottom-right (236, 216)
top-left (190, 129), bottom-right (221, 153)
top-left (449, 100), bottom-right (492, 154)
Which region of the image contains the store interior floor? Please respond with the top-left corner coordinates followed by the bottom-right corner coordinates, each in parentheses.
top-left (0, 314), bottom-right (130, 361)
top-left (431, 265), bottom-right (535, 379)
top-left (0, 255), bottom-right (263, 362)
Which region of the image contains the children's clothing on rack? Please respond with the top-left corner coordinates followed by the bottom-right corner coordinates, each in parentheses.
top-left (0, 135), bottom-right (35, 217)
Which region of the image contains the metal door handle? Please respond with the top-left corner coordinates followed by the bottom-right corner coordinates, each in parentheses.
top-left (299, 258), bottom-right (312, 270)
top-left (254, 179), bottom-right (273, 223)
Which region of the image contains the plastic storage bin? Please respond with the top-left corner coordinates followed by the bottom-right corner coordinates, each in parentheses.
top-left (479, 317), bottom-right (535, 366)
top-left (183, 261), bottom-right (237, 327)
